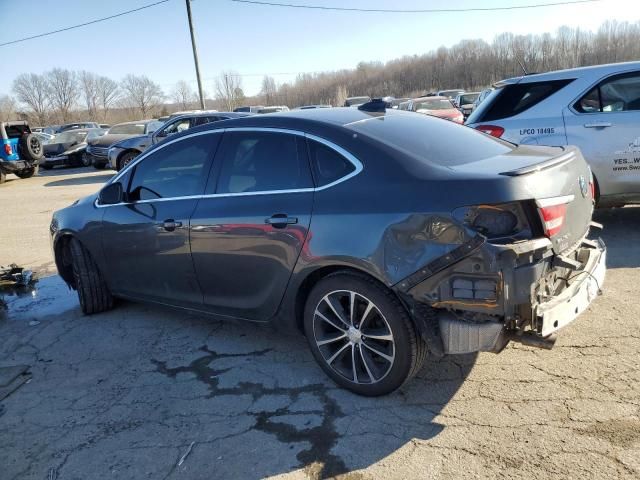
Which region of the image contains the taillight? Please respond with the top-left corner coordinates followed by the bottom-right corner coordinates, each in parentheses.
top-left (3, 144), bottom-right (12, 155)
top-left (475, 125), bottom-right (504, 138)
top-left (536, 197), bottom-right (571, 237)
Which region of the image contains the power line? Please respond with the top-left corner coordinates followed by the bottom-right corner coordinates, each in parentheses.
top-left (228, 0), bottom-right (602, 13)
top-left (0, 0), bottom-right (171, 47)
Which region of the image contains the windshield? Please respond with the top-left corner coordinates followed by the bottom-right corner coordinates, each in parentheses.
top-left (145, 121), bottom-right (163, 133)
top-left (414, 99), bottom-right (454, 111)
top-left (53, 130), bottom-right (88, 144)
top-left (459, 93), bottom-right (479, 104)
top-left (108, 123), bottom-right (146, 135)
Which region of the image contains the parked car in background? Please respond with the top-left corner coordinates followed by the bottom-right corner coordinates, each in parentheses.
top-left (397, 100), bottom-right (411, 111)
top-left (34, 132), bottom-right (55, 145)
top-left (99, 124), bottom-right (110, 129)
top-left (0, 121), bottom-right (43, 183)
top-left (52, 107), bottom-right (605, 396)
top-left (454, 92), bottom-right (480, 119)
top-left (437, 89), bottom-right (465, 99)
top-left (234, 106), bottom-right (265, 113)
top-left (258, 106), bottom-right (290, 114)
top-left (167, 109), bottom-right (219, 119)
top-left (298, 105), bottom-right (332, 109)
top-left (107, 112), bottom-right (251, 171)
top-left (86, 119), bottom-right (163, 169)
top-left (344, 96), bottom-right (371, 107)
top-left (471, 88), bottom-right (494, 113)
top-left (408, 96), bottom-right (464, 123)
top-left (41, 128), bottom-right (106, 170)
top-left (466, 61), bottom-right (640, 207)
top-left (57, 122), bottom-right (100, 133)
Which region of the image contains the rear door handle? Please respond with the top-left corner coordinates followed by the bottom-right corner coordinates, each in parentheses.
top-left (265, 214), bottom-right (298, 228)
top-left (160, 219), bottom-right (182, 231)
top-left (584, 122), bottom-right (612, 128)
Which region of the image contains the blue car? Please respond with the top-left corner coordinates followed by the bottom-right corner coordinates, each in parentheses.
top-left (0, 121), bottom-right (44, 184)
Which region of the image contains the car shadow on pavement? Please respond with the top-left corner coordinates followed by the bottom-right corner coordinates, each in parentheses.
top-left (43, 172), bottom-right (114, 187)
top-left (594, 206), bottom-right (640, 268)
top-left (0, 274), bottom-right (476, 480)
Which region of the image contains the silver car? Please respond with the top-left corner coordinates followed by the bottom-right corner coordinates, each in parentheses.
top-left (467, 61), bottom-right (640, 207)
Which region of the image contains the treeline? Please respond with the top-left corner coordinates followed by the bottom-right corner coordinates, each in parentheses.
top-left (2, 19), bottom-right (639, 125)
top-left (249, 20), bottom-right (640, 107)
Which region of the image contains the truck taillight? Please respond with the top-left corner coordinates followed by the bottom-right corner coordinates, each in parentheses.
top-left (475, 125), bottom-right (504, 138)
top-left (536, 197), bottom-right (571, 237)
top-left (3, 144), bottom-right (12, 155)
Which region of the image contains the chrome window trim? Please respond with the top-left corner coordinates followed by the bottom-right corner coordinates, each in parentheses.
top-left (96, 127), bottom-right (363, 209)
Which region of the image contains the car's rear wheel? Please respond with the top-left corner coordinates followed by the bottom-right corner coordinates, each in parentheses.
top-left (304, 273), bottom-right (426, 396)
top-left (118, 151), bottom-right (138, 171)
top-left (69, 238), bottom-right (113, 315)
top-left (81, 153), bottom-right (92, 167)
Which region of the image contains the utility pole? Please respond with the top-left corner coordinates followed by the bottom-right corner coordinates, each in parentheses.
top-left (185, 0), bottom-right (206, 109)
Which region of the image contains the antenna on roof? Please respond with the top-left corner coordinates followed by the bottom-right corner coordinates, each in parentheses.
top-left (516, 57), bottom-right (528, 75)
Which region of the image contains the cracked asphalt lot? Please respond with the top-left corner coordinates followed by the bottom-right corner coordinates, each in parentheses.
top-left (1, 168), bottom-right (639, 479)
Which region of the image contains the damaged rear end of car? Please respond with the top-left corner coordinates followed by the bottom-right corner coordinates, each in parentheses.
top-left (392, 144), bottom-right (605, 355)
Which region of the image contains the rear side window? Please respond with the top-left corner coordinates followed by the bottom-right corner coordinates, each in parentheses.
top-left (473, 79), bottom-right (573, 122)
top-left (214, 131), bottom-right (312, 194)
top-left (307, 139), bottom-right (355, 187)
top-left (128, 134), bottom-right (217, 201)
top-left (575, 72), bottom-right (640, 113)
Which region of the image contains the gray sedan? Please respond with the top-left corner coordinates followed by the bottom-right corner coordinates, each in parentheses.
top-left (51, 107), bottom-right (605, 396)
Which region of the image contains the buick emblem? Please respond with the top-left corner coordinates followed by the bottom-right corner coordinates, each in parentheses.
top-left (579, 175), bottom-right (588, 198)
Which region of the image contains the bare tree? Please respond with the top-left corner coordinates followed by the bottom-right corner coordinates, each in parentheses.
top-left (214, 72), bottom-right (244, 111)
top-left (79, 71), bottom-right (100, 120)
top-left (120, 74), bottom-right (164, 118)
top-left (334, 85), bottom-right (348, 107)
top-left (12, 73), bottom-right (50, 125)
top-left (171, 80), bottom-right (197, 110)
top-left (46, 68), bottom-right (79, 122)
top-left (260, 76), bottom-right (277, 105)
top-left (96, 76), bottom-right (120, 121)
top-left (0, 95), bottom-right (17, 122)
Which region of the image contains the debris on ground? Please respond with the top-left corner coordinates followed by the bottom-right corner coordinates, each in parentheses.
top-left (0, 264), bottom-right (37, 310)
top-left (177, 441), bottom-right (195, 467)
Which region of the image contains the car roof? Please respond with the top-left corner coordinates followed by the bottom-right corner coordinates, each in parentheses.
top-left (111, 119), bottom-right (158, 126)
top-left (413, 96), bottom-right (450, 101)
top-left (500, 61), bottom-right (640, 85)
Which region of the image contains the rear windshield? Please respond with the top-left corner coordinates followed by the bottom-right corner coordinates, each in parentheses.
top-left (468, 79), bottom-right (573, 123)
top-left (347, 112), bottom-right (512, 167)
top-left (4, 124), bottom-right (29, 139)
top-left (413, 99), bottom-right (454, 111)
top-left (108, 123), bottom-right (146, 135)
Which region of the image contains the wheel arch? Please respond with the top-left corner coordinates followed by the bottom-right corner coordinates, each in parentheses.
top-left (291, 264), bottom-right (411, 335)
top-left (53, 233), bottom-right (78, 289)
top-left (116, 148), bottom-right (142, 170)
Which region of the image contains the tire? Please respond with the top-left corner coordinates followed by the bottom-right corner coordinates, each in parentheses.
top-left (81, 153), bottom-right (91, 167)
top-left (69, 238), bottom-right (113, 315)
top-left (303, 272), bottom-right (426, 396)
top-left (19, 133), bottom-right (44, 161)
top-left (0, 170), bottom-right (5, 184)
top-left (93, 162), bottom-right (106, 170)
top-left (117, 151), bottom-right (138, 171)
top-left (15, 166), bottom-right (38, 179)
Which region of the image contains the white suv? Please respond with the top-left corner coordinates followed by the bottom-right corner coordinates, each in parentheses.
top-left (466, 61), bottom-right (640, 207)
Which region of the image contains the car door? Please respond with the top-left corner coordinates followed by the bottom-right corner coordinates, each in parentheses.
top-left (563, 71), bottom-right (640, 200)
top-left (101, 132), bottom-right (220, 307)
top-left (190, 129), bottom-right (314, 321)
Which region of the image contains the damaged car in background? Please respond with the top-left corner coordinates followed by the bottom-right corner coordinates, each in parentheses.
top-left (50, 107), bottom-right (605, 396)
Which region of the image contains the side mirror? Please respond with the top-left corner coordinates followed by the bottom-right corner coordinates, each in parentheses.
top-left (99, 182), bottom-right (123, 205)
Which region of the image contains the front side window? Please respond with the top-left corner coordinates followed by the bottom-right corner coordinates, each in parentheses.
top-left (307, 139), bottom-right (355, 187)
top-left (158, 119), bottom-right (191, 137)
top-left (128, 134), bottom-right (217, 201)
top-left (575, 72), bottom-right (640, 113)
top-left (214, 131), bottom-right (312, 194)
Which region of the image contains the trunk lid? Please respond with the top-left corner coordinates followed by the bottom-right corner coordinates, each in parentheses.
top-left (449, 145), bottom-right (594, 253)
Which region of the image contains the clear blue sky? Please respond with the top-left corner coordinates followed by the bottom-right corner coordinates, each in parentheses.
top-left (0, 0), bottom-right (638, 98)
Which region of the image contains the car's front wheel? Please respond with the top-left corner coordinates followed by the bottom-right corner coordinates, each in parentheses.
top-left (118, 151), bottom-right (138, 171)
top-left (304, 272), bottom-right (426, 396)
top-left (69, 238), bottom-right (114, 315)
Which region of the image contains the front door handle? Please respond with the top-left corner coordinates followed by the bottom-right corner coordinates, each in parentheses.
top-left (584, 122), bottom-right (612, 128)
top-left (161, 219), bottom-right (182, 231)
top-left (265, 214), bottom-right (298, 228)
